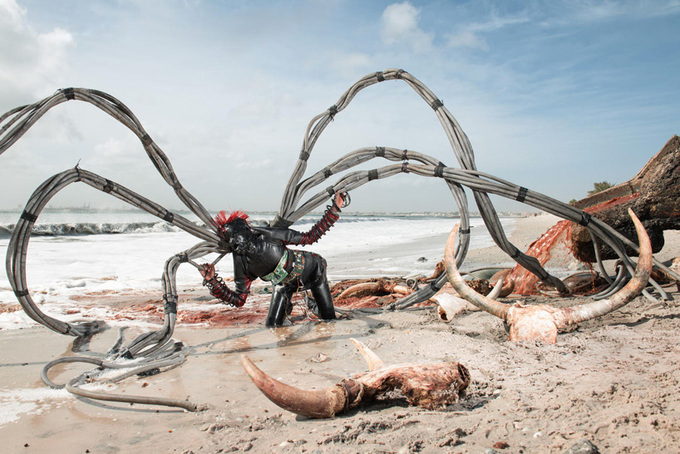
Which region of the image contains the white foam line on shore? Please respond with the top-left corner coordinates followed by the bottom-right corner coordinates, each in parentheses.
top-left (0, 388), bottom-right (72, 427)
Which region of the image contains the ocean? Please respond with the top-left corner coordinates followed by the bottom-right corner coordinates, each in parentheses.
top-left (0, 209), bottom-right (515, 329)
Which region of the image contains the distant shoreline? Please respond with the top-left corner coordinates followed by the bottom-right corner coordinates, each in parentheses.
top-left (0, 207), bottom-right (538, 218)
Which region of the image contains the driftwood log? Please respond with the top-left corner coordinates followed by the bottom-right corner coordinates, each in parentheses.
top-left (571, 135), bottom-right (680, 262)
top-left (241, 339), bottom-right (470, 418)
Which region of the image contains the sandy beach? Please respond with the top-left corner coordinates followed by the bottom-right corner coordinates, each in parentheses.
top-left (1, 214), bottom-right (680, 453)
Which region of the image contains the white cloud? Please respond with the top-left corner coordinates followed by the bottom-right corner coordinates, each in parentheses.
top-left (543, 0), bottom-right (680, 26)
top-left (469, 14), bottom-right (530, 33)
top-left (0, 0), bottom-right (74, 102)
top-left (0, 0), bottom-right (24, 22)
top-left (445, 12), bottom-right (527, 51)
top-left (446, 30), bottom-right (488, 50)
top-left (569, 0), bottom-right (680, 21)
top-left (380, 1), bottom-right (433, 52)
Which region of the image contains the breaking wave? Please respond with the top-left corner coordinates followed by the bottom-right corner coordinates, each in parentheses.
top-left (0, 222), bottom-right (182, 238)
top-left (0, 213), bottom-right (463, 239)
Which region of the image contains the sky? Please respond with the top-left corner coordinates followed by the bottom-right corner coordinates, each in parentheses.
top-left (0, 0), bottom-right (678, 214)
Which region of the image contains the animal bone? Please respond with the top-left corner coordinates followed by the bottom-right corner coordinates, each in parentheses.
top-left (436, 293), bottom-right (479, 321)
top-left (241, 338), bottom-right (469, 418)
top-left (436, 276), bottom-right (505, 321)
top-left (444, 209), bottom-right (652, 343)
top-left (336, 279), bottom-right (412, 300)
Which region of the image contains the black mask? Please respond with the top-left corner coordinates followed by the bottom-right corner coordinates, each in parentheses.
top-left (221, 218), bottom-right (256, 254)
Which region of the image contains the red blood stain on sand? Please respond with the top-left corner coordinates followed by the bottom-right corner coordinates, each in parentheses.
top-left (67, 288), bottom-right (400, 327)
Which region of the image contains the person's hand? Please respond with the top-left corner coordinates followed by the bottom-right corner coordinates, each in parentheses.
top-left (333, 192), bottom-right (347, 212)
top-left (200, 263), bottom-right (215, 281)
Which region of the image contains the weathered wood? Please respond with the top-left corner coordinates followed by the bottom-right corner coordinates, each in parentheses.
top-left (571, 135), bottom-right (680, 262)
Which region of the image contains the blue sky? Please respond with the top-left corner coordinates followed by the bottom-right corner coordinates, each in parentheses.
top-left (0, 0), bottom-right (678, 213)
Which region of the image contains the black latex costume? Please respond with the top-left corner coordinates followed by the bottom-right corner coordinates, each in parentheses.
top-left (202, 201), bottom-right (342, 326)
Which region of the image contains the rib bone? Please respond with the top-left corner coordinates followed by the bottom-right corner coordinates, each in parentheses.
top-left (444, 208), bottom-right (652, 342)
top-left (241, 339), bottom-right (469, 418)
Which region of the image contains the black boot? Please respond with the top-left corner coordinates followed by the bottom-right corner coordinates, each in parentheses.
top-left (266, 286), bottom-right (294, 327)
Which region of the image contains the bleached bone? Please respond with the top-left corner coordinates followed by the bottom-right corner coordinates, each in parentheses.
top-left (241, 338), bottom-right (469, 418)
top-left (436, 276), bottom-right (504, 321)
top-left (444, 209), bottom-right (652, 343)
top-left (436, 294), bottom-right (478, 321)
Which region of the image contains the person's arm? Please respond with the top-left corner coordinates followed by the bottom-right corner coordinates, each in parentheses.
top-left (285, 192), bottom-right (346, 246)
top-left (199, 263), bottom-right (250, 307)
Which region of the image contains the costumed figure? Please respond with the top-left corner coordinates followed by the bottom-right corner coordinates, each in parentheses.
top-left (199, 192), bottom-right (348, 326)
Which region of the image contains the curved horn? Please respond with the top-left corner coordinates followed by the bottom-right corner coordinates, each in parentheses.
top-left (561, 209), bottom-right (652, 325)
top-left (444, 224), bottom-right (510, 319)
top-left (350, 338), bottom-right (385, 371)
top-left (241, 355), bottom-right (347, 418)
top-left (487, 275), bottom-right (505, 300)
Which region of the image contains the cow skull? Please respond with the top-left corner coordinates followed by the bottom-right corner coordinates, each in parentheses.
top-left (444, 209), bottom-right (652, 343)
top-left (241, 338), bottom-right (470, 418)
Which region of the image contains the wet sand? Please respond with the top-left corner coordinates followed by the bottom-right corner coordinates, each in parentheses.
top-left (1, 214), bottom-right (680, 453)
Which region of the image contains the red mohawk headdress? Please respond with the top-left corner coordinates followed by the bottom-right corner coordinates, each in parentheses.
top-left (215, 210), bottom-right (249, 227)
